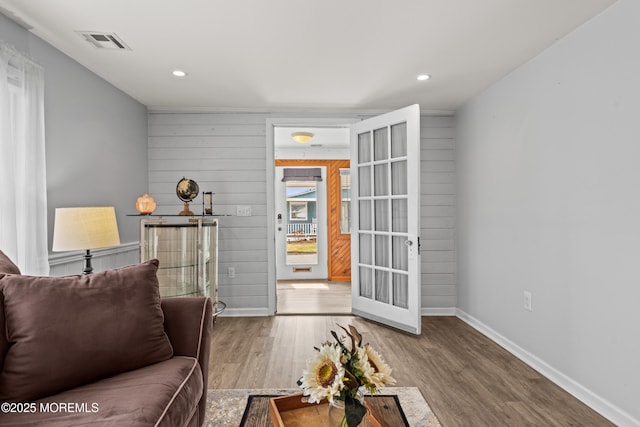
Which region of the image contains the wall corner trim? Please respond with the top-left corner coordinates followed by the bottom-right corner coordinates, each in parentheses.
top-left (455, 309), bottom-right (639, 427)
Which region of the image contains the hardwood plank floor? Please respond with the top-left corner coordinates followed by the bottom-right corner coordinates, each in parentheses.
top-left (208, 315), bottom-right (613, 426)
top-left (276, 280), bottom-right (351, 314)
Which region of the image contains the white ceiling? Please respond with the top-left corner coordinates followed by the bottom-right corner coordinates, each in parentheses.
top-left (0, 0), bottom-right (616, 113)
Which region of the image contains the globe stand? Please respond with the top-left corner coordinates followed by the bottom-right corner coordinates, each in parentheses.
top-left (179, 202), bottom-right (194, 216)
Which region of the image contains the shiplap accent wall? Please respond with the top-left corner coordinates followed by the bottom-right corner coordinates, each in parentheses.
top-left (421, 116), bottom-right (456, 314)
top-left (148, 113), bottom-right (270, 313)
top-left (148, 111), bottom-right (456, 315)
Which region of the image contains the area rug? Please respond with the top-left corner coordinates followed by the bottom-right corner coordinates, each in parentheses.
top-left (204, 387), bottom-right (442, 427)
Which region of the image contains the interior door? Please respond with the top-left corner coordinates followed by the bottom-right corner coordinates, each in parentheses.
top-left (275, 166), bottom-right (328, 280)
top-left (350, 105), bottom-right (421, 334)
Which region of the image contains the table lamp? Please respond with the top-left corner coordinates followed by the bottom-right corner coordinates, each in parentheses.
top-left (52, 206), bottom-right (121, 274)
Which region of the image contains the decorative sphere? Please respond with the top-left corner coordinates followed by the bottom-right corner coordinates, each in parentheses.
top-left (176, 178), bottom-right (199, 203)
top-left (136, 194), bottom-right (156, 215)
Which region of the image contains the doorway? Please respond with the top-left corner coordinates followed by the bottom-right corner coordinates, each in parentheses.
top-left (266, 106), bottom-right (421, 333)
top-left (272, 125), bottom-right (352, 314)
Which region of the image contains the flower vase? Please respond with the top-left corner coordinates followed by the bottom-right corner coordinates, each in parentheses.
top-left (328, 399), bottom-right (349, 427)
top-left (327, 390), bottom-right (367, 427)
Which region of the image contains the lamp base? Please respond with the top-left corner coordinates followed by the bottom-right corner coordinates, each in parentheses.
top-left (83, 249), bottom-right (93, 275)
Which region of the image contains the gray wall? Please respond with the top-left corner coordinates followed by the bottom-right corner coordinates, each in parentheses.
top-left (456, 0), bottom-right (639, 424)
top-left (0, 14), bottom-right (148, 272)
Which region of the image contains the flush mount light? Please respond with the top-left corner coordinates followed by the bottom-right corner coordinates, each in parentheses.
top-left (291, 131), bottom-right (314, 144)
top-left (172, 70), bottom-right (187, 77)
top-left (417, 74), bottom-right (431, 81)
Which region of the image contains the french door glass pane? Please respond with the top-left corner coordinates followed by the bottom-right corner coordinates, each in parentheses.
top-left (358, 166), bottom-right (371, 197)
top-left (358, 132), bottom-right (371, 163)
top-left (391, 123), bottom-right (407, 158)
top-left (391, 160), bottom-right (407, 195)
top-left (392, 199), bottom-right (408, 232)
top-left (359, 266), bottom-right (372, 298)
top-left (374, 200), bottom-right (389, 231)
top-left (374, 127), bottom-right (388, 161)
top-left (392, 236), bottom-right (408, 271)
top-left (393, 273), bottom-right (409, 308)
top-left (374, 164), bottom-right (388, 196)
top-left (375, 269), bottom-right (390, 303)
top-left (375, 234), bottom-right (389, 267)
top-left (359, 200), bottom-right (372, 231)
top-left (359, 234), bottom-right (372, 265)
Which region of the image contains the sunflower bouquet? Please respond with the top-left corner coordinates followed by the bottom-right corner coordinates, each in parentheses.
top-left (297, 325), bottom-right (396, 427)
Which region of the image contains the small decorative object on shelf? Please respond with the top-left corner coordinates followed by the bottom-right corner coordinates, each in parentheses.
top-left (203, 191), bottom-right (213, 215)
top-left (135, 194), bottom-right (156, 215)
top-left (176, 177), bottom-right (199, 215)
top-left (297, 325), bottom-right (396, 427)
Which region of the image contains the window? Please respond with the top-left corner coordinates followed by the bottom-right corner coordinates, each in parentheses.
top-left (0, 41), bottom-right (49, 274)
top-left (340, 168), bottom-right (351, 233)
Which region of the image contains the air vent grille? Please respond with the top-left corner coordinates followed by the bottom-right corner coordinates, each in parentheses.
top-left (77, 31), bottom-right (131, 50)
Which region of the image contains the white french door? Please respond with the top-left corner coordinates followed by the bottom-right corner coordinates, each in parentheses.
top-left (350, 105), bottom-right (421, 334)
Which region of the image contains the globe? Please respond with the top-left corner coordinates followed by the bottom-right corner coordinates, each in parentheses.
top-left (176, 177), bottom-right (199, 215)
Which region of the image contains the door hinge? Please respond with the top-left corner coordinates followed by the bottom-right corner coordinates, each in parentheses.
top-left (417, 236), bottom-right (421, 255)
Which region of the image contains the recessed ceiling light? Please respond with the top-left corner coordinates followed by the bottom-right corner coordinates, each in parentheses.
top-left (172, 70), bottom-right (187, 77)
top-left (417, 74), bottom-right (431, 81)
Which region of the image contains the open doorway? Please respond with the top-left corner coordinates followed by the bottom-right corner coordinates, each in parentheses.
top-left (273, 126), bottom-right (352, 314)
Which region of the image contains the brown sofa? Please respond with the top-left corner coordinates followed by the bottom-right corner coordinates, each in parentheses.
top-left (0, 252), bottom-right (212, 427)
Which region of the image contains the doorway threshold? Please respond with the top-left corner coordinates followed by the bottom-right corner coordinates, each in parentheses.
top-left (276, 280), bottom-right (351, 315)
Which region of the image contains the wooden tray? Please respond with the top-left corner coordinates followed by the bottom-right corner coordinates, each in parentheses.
top-left (268, 393), bottom-right (385, 427)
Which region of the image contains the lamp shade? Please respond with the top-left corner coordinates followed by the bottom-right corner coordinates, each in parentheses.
top-left (52, 207), bottom-right (121, 251)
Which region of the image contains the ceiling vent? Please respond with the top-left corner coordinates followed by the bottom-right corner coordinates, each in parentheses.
top-left (77, 31), bottom-right (130, 50)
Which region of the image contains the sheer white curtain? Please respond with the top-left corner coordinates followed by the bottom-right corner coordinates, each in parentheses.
top-left (0, 41), bottom-right (49, 275)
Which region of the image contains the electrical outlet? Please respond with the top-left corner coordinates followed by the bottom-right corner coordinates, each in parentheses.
top-left (237, 205), bottom-right (251, 217)
top-left (228, 267), bottom-right (235, 278)
top-left (523, 291), bottom-right (532, 311)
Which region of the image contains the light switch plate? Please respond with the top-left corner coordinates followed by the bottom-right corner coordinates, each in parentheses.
top-left (237, 206), bottom-right (251, 216)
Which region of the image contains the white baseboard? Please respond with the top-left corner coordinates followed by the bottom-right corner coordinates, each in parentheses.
top-left (456, 309), bottom-right (639, 427)
top-left (219, 307), bottom-right (270, 317)
top-left (422, 307), bottom-right (457, 316)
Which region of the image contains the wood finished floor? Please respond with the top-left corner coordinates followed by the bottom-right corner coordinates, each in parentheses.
top-left (276, 280), bottom-right (351, 314)
top-left (208, 315), bottom-right (613, 427)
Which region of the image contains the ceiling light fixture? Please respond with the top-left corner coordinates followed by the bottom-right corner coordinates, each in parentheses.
top-left (291, 131), bottom-right (314, 144)
top-left (417, 74), bottom-right (431, 81)
top-left (172, 70), bottom-right (187, 77)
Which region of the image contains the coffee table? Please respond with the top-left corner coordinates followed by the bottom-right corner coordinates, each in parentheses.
top-left (205, 387), bottom-right (442, 426)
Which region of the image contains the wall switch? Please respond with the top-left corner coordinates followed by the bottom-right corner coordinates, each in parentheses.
top-left (228, 266), bottom-right (235, 278)
top-left (523, 291), bottom-right (532, 311)
top-left (237, 206), bottom-right (251, 216)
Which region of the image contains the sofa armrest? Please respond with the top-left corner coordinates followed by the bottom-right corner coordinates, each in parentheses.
top-left (161, 296), bottom-right (213, 427)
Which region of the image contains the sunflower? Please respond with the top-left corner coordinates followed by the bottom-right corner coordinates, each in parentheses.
top-left (354, 346), bottom-right (377, 392)
top-left (362, 344), bottom-right (396, 388)
top-left (299, 343), bottom-right (345, 403)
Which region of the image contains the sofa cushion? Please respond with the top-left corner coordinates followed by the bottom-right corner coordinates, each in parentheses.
top-left (0, 249), bottom-right (20, 278)
top-left (0, 259), bottom-right (174, 402)
top-left (0, 251), bottom-right (20, 373)
top-left (0, 356), bottom-right (203, 426)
